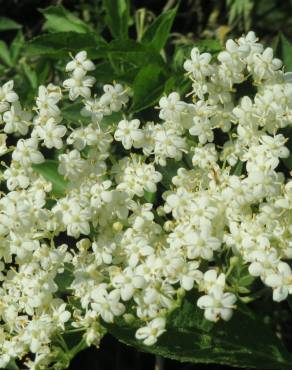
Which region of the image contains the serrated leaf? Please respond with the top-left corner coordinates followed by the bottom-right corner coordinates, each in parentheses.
top-left (26, 32), bottom-right (106, 58)
top-left (22, 64), bottom-right (38, 89)
top-left (0, 40), bottom-right (12, 67)
top-left (157, 160), bottom-right (182, 188)
top-left (100, 111), bottom-right (123, 128)
top-left (131, 63), bottom-right (166, 112)
top-left (62, 102), bottom-right (91, 125)
top-left (279, 34), bottom-right (292, 72)
top-left (6, 359), bottom-right (19, 370)
top-left (92, 59), bottom-right (138, 84)
top-left (103, 0), bottom-right (130, 40)
top-left (107, 39), bottom-right (165, 68)
top-left (172, 45), bottom-right (193, 71)
top-left (40, 5), bottom-right (92, 33)
top-left (282, 154), bottom-right (292, 170)
top-left (238, 274), bottom-right (255, 287)
top-left (141, 8), bottom-right (177, 52)
top-left (144, 191), bottom-right (156, 203)
top-left (55, 264), bottom-right (74, 294)
top-left (232, 160), bottom-right (244, 176)
top-left (106, 296), bottom-right (292, 369)
top-left (195, 39), bottom-right (222, 53)
top-left (32, 160), bottom-right (68, 197)
top-left (10, 31), bottom-right (24, 66)
top-left (0, 17), bottom-right (21, 31)
top-left (35, 58), bottom-right (51, 85)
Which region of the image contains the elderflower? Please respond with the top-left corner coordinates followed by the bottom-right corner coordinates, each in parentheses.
top-left (2, 32), bottom-right (292, 369)
top-left (135, 317), bottom-right (166, 345)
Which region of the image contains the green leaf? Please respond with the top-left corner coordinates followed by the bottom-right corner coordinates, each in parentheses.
top-left (55, 264), bottom-right (74, 294)
top-left (195, 39), bottom-right (222, 54)
top-left (6, 359), bottom-right (19, 370)
top-left (32, 160), bottom-right (68, 197)
top-left (282, 155), bottom-right (292, 170)
top-left (107, 296), bottom-right (292, 369)
top-left (0, 17), bottom-right (21, 31)
top-left (22, 64), bottom-right (38, 89)
top-left (93, 61), bottom-right (116, 83)
top-left (131, 63), bottom-right (166, 112)
top-left (107, 39), bottom-right (164, 68)
top-left (279, 34), bottom-right (292, 72)
top-left (157, 159), bottom-right (182, 188)
top-left (40, 5), bottom-right (92, 33)
top-left (103, 0), bottom-right (130, 40)
top-left (172, 45), bottom-right (193, 71)
top-left (164, 73), bottom-right (191, 97)
top-left (35, 58), bottom-right (51, 85)
top-left (26, 32), bottom-right (106, 58)
top-left (232, 160), bottom-right (244, 176)
top-left (62, 102), bottom-right (91, 125)
top-left (144, 191), bottom-right (156, 203)
top-left (0, 40), bottom-right (12, 67)
top-left (141, 8), bottom-right (177, 51)
top-left (10, 31), bottom-right (24, 66)
top-left (227, 0), bottom-right (254, 31)
top-left (228, 257), bottom-right (255, 289)
top-left (100, 111), bottom-right (123, 128)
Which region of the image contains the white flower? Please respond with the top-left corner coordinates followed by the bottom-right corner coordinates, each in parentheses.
top-left (200, 270), bottom-right (226, 292)
top-left (251, 47), bottom-right (282, 81)
top-left (36, 118), bottom-right (66, 149)
top-left (197, 286), bottom-right (237, 321)
top-left (114, 119), bottom-right (144, 149)
top-left (35, 84), bottom-right (62, 117)
top-left (65, 51), bottom-right (95, 74)
top-left (91, 286), bottom-right (125, 323)
top-left (135, 317), bottom-right (166, 345)
top-left (12, 138), bottom-right (44, 166)
top-left (112, 267), bottom-right (145, 301)
top-left (3, 102), bottom-right (31, 135)
top-left (58, 149), bottom-right (87, 180)
top-left (186, 229), bottom-right (221, 260)
top-left (99, 83), bottom-right (129, 112)
top-left (63, 69), bottom-right (96, 100)
top-left (0, 80), bottom-right (18, 113)
top-left (158, 92), bottom-right (187, 123)
top-left (192, 144), bottom-right (218, 168)
top-left (265, 262), bottom-right (292, 302)
top-left (183, 48), bottom-right (213, 80)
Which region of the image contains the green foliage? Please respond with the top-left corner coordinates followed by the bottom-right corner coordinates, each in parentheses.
top-left (228, 257), bottom-right (255, 294)
top-left (0, 40), bottom-right (12, 67)
top-left (26, 32), bottom-right (105, 58)
top-left (157, 160), bottom-right (183, 188)
top-left (106, 296), bottom-right (292, 369)
top-left (0, 17), bottom-right (21, 32)
top-left (141, 8), bottom-right (177, 52)
top-left (278, 34), bottom-right (292, 72)
top-left (55, 266), bottom-right (74, 294)
top-left (226, 0), bottom-right (254, 31)
top-left (62, 102), bottom-right (91, 125)
top-left (40, 5), bottom-right (93, 34)
top-left (106, 39), bottom-right (164, 69)
top-left (32, 160), bottom-right (68, 197)
top-left (131, 63), bottom-right (167, 112)
top-left (6, 360), bottom-right (19, 370)
top-left (2, 3), bottom-right (292, 369)
top-left (10, 31), bottom-right (24, 66)
top-left (103, 0), bottom-right (130, 40)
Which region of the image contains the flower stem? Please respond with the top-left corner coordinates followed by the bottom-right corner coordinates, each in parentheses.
top-left (155, 355), bottom-right (164, 370)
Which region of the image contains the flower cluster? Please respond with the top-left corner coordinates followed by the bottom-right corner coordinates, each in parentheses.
top-left (1, 32), bottom-right (292, 369)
